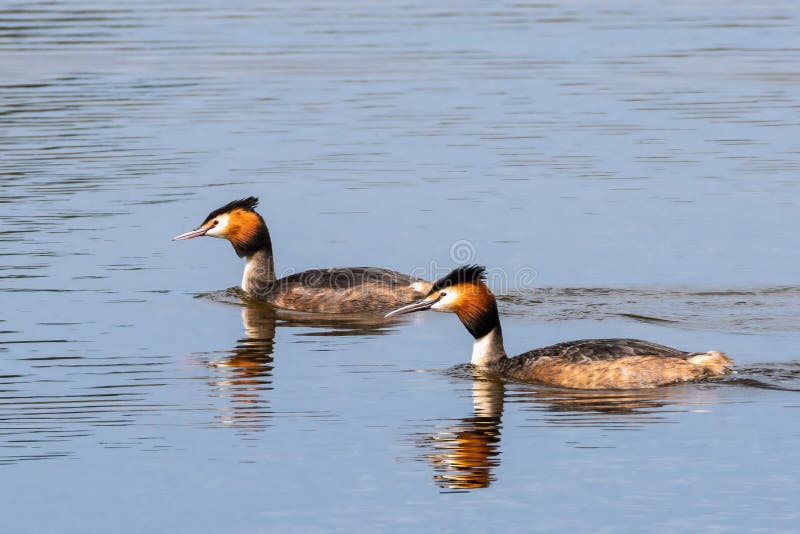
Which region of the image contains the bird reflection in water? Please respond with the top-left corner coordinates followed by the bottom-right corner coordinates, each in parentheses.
top-left (511, 384), bottom-right (725, 429)
top-left (418, 373), bottom-right (505, 491)
top-left (205, 305), bottom-right (277, 431)
top-left (201, 297), bottom-right (397, 431)
top-left (414, 368), bottom-right (727, 492)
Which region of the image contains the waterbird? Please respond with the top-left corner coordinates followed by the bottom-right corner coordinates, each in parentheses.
top-left (386, 266), bottom-right (734, 389)
top-left (173, 197), bottom-right (431, 313)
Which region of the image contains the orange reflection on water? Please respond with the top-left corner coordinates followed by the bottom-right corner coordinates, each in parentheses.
top-left (414, 369), bottom-right (730, 491)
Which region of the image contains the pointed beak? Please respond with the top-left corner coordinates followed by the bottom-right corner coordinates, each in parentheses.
top-left (385, 294), bottom-right (443, 318)
top-left (172, 227), bottom-right (207, 241)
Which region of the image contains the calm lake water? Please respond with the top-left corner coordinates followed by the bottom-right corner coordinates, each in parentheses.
top-left (2, 1), bottom-right (800, 531)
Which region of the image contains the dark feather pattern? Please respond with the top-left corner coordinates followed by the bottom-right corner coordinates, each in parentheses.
top-left (429, 265), bottom-right (486, 294)
top-left (252, 267), bottom-right (430, 313)
top-left (276, 267), bottom-right (421, 290)
top-left (203, 196), bottom-right (259, 225)
top-left (513, 338), bottom-right (690, 364)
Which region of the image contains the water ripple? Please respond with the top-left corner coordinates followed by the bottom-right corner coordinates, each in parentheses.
top-left (499, 286), bottom-right (800, 332)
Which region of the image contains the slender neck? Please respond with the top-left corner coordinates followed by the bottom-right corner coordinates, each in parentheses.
top-left (238, 223), bottom-right (275, 292)
top-left (242, 248), bottom-right (275, 292)
top-left (471, 324), bottom-right (507, 367)
top-left (456, 294), bottom-right (507, 368)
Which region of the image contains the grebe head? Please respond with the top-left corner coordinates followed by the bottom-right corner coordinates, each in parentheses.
top-left (386, 265), bottom-right (497, 337)
top-left (172, 196), bottom-right (269, 257)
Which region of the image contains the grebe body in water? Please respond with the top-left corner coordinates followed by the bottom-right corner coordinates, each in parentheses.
top-left (173, 197), bottom-right (431, 313)
top-left (387, 266), bottom-right (733, 389)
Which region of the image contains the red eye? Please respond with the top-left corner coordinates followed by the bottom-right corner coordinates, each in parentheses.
top-left (212, 220), bottom-right (219, 226)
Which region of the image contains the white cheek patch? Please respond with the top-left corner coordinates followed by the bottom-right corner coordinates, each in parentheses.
top-left (431, 291), bottom-right (459, 312)
top-left (204, 213), bottom-right (230, 238)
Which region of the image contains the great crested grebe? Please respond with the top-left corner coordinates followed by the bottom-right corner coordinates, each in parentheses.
top-left (386, 266), bottom-right (734, 390)
top-left (173, 197), bottom-right (431, 313)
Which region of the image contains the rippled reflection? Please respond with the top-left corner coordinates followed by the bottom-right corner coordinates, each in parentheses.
top-left (414, 376), bottom-right (505, 491)
top-left (202, 306), bottom-right (277, 431)
top-left (199, 297), bottom-right (398, 431)
top-left (411, 367), bottom-right (741, 492)
top-left (511, 384), bottom-right (726, 430)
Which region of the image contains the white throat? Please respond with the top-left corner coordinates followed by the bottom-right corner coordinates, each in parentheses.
top-left (471, 326), bottom-right (507, 368)
top-left (240, 249), bottom-right (275, 293)
top-left (241, 257), bottom-right (255, 292)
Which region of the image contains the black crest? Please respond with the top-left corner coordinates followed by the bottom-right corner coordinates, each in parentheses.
top-left (203, 196), bottom-right (259, 224)
top-left (428, 265), bottom-right (486, 294)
